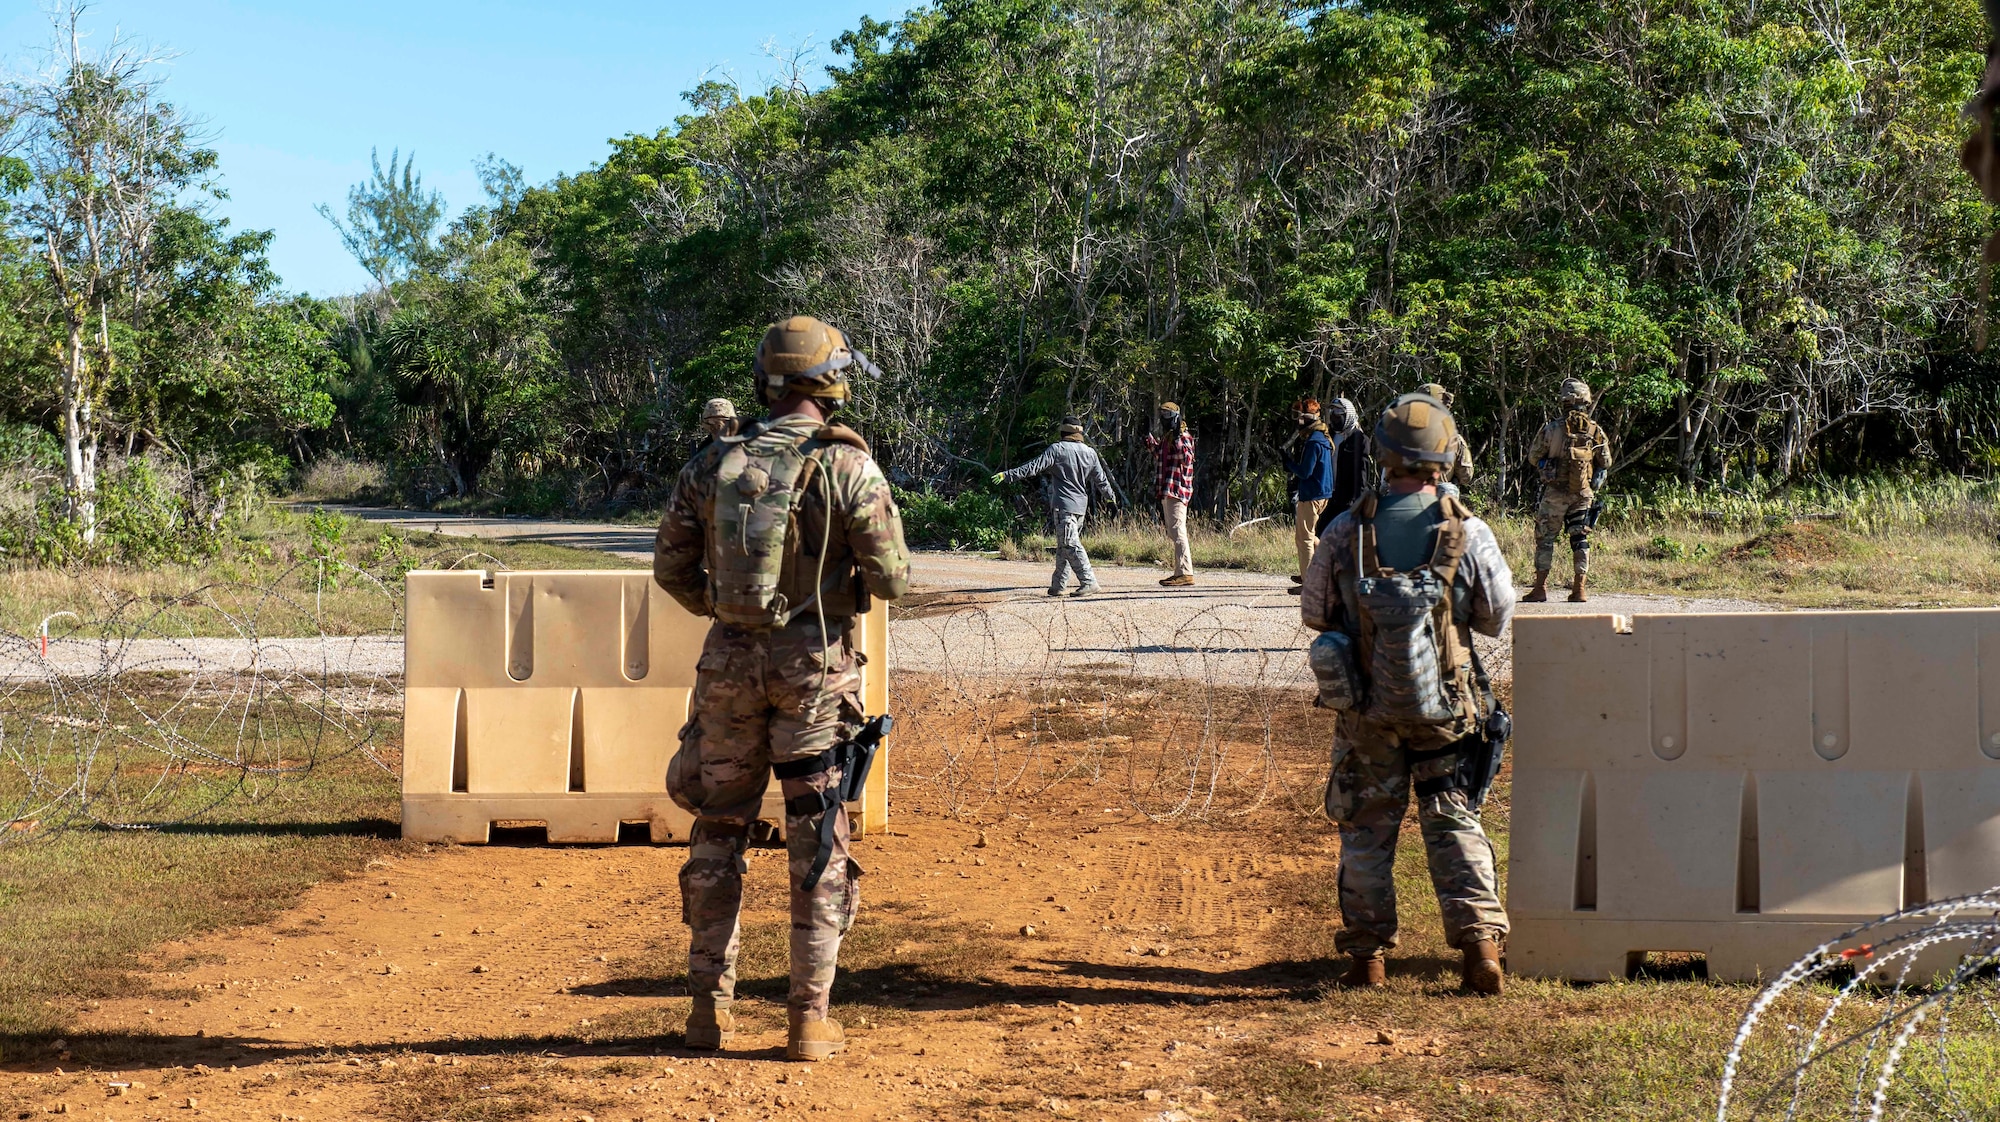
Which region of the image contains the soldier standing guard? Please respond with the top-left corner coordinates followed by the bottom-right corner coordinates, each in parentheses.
top-left (654, 315), bottom-right (911, 1060)
top-left (1416, 384), bottom-right (1475, 495)
top-left (1524, 379), bottom-right (1611, 603)
top-left (1300, 391), bottom-right (1514, 995)
top-left (700, 397), bottom-right (740, 442)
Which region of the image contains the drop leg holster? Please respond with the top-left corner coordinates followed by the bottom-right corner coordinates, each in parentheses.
top-left (770, 714), bottom-right (894, 891)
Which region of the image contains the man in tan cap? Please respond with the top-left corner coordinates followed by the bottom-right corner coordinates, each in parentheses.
top-left (1143, 402), bottom-right (1196, 586)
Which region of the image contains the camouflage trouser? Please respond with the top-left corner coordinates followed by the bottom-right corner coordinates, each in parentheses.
top-left (1051, 510), bottom-right (1096, 592)
top-left (1532, 488), bottom-right (1593, 574)
top-left (1324, 712), bottom-right (1508, 957)
top-left (667, 621), bottom-right (864, 1019)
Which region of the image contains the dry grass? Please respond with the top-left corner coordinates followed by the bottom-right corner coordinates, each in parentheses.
top-left (0, 507), bottom-right (632, 637)
top-left (1005, 501), bottom-right (2000, 608)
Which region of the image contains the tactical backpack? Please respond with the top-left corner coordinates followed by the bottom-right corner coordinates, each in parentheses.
top-left (1558, 413), bottom-right (1597, 492)
top-left (707, 423), bottom-right (864, 629)
top-left (1343, 492), bottom-right (1476, 725)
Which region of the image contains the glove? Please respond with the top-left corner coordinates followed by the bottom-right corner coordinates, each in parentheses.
top-left (990, 472), bottom-right (1006, 485)
top-left (1591, 468), bottom-right (1607, 492)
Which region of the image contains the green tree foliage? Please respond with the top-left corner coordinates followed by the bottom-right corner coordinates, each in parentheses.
top-left (324, 0), bottom-right (1993, 514)
top-left (316, 148), bottom-right (447, 290)
top-left (0, 4), bottom-right (341, 561)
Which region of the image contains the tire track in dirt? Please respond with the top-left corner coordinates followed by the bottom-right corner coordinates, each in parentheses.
top-left (4, 791), bottom-right (1351, 1121)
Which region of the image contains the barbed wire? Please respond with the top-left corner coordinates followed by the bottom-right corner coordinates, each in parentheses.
top-left (1718, 892), bottom-right (2000, 1121)
top-left (0, 556), bottom-right (408, 842)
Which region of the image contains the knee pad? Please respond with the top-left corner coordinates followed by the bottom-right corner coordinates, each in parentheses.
top-left (1569, 530), bottom-right (1590, 552)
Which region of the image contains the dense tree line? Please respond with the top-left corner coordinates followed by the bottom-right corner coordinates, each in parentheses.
top-left (6, 0), bottom-right (2000, 553)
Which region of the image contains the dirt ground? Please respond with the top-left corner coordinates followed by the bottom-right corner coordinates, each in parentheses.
top-left (0, 772), bottom-right (1425, 1122)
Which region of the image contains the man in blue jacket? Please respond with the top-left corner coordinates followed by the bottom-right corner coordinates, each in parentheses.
top-left (993, 419), bottom-right (1119, 597)
top-left (1286, 399), bottom-right (1335, 588)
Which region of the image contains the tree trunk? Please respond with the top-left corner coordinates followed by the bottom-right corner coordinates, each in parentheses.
top-left (60, 321), bottom-right (97, 545)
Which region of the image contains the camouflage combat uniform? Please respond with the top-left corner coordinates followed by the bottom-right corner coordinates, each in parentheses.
top-left (1527, 412), bottom-right (1610, 576)
top-left (1300, 495), bottom-right (1514, 956)
top-left (654, 411), bottom-right (910, 1021)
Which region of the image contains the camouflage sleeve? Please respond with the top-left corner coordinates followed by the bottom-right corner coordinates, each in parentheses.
top-left (653, 459), bottom-right (712, 616)
top-left (1458, 517), bottom-right (1516, 639)
top-left (837, 450), bottom-right (911, 601)
top-left (1592, 422), bottom-right (1613, 471)
top-left (1452, 435), bottom-right (1476, 487)
top-left (1301, 513), bottom-right (1358, 633)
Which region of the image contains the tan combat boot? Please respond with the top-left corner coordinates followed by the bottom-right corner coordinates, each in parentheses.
top-left (1567, 571), bottom-right (1588, 603)
top-left (684, 996), bottom-right (735, 1050)
top-left (1461, 939), bottom-right (1504, 996)
top-left (1522, 570), bottom-right (1550, 603)
top-left (1340, 955), bottom-right (1386, 989)
top-left (787, 1011), bottom-right (847, 1061)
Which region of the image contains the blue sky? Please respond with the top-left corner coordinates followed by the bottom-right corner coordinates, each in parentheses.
top-left (0, 1), bottom-right (892, 295)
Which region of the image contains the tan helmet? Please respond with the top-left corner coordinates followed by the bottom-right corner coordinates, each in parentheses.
top-left (1373, 392), bottom-right (1460, 478)
top-left (701, 397), bottom-right (737, 421)
top-left (752, 315), bottom-right (880, 404)
top-left (1559, 379), bottom-right (1593, 408)
top-left (1418, 382), bottom-right (1454, 407)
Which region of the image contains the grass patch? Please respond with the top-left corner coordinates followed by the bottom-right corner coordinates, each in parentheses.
top-left (0, 727), bottom-right (403, 1054)
top-left (0, 506), bottom-right (632, 638)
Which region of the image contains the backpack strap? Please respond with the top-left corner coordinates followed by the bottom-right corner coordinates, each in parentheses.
top-left (1354, 491), bottom-right (1385, 577)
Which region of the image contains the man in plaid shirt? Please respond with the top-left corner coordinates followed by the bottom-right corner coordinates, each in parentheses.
top-left (1143, 401), bottom-right (1197, 586)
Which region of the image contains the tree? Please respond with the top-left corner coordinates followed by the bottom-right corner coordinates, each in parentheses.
top-left (4, 3), bottom-right (215, 543)
top-left (317, 148), bottom-right (446, 290)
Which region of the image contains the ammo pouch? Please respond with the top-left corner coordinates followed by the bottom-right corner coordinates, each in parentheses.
top-left (770, 714), bottom-right (893, 891)
top-left (1355, 570), bottom-right (1457, 724)
top-left (1406, 648), bottom-right (1510, 810)
top-left (1309, 630), bottom-right (1364, 710)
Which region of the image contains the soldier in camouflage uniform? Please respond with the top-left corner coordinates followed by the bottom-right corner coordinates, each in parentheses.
top-left (1300, 391), bottom-right (1514, 995)
top-left (1524, 379), bottom-right (1611, 603)
top-left (1417, 384), bottom-right (1475, 495)
top-left (655, 316), bottom-right (910, 1060)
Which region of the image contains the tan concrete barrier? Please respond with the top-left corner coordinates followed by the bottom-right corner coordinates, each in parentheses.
top-left (402, 570), bottom-right (890, 844)
top-left (1508, 610), bottom-right (2000, 981)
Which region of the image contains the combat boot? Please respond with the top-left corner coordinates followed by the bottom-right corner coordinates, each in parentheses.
top-left (787, 1011), bottom-right (847, 1061)
top-left (1522, 570), bottom-right (1549, 603)
top-left (1461, 939), bottom-right (1504, 996)
top-left (1567, 571), bottom-right (1588, 603)
top-left (1071, 581), bottom-right (1100, 598)
top-left (684, 996), bottom-right (735, 1050)
top-left (1340, 954), bottom-right (1386, 989)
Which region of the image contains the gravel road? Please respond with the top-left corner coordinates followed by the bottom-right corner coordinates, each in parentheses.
top-left (4, 505), bottom-right (1774, 685)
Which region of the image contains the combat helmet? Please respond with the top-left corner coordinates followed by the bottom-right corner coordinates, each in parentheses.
top-left (1373, 391), bottom-right (1460, 478)
top-left (701, 397), bottom-right (737, 421)
top-left (1417, 382), bottom-right (1455, 407)
top-left (752, 315), bottom-right (881, 406)
top-left (1558, 379), bottom-right (1593, 409)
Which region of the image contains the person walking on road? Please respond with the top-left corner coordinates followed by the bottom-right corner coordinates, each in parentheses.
top-left (1300, 390), bottom-right (1514, 996)
top-left (1524, 379), bottom-right (1611, 603)
top-left (654, 315), bottom-right (911, 1062)
top-left (992, 419), bottom-right (1118, 597)
top-left (1315, 397), bottom-right (1372, 537)
top-left (1285, 399), bottom-right (1335, 593)
top-left (1144, 402), bottom-right (1196, 587)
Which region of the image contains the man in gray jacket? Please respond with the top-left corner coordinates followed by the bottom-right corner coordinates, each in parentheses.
top-left (993, 419), bottom-right (1119, 597)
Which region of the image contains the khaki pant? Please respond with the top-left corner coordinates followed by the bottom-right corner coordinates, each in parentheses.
top-left (1294, 498), bottom-right (1328, 576)
top-left (1161, 498), bottom-right (1194, 577)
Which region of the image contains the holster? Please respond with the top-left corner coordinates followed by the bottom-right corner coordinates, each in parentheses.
top-left (770, 714), bottom-right (893, 891)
